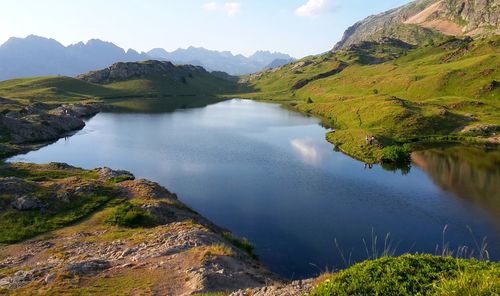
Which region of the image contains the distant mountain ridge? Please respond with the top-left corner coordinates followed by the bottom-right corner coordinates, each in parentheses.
top-left (146, 47), bottom-right (293, 75)
top-left (0, 35), bottom-right (293, 80)
top-left (0, 35), bottom-right (150, 81)
top-left (333, 0), bottom-right (499, 50)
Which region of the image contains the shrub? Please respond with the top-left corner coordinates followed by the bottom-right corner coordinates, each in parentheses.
top-left (106, 202), bottom-right (154, 228)
top-left (306, 97), bottom-right (314, 103)
top-left (373, 89), bottom-right (379, 94)
top-left (382, 145), bottom-right (411, 163)
top-left (222, 232), bottom-right (257, 259)
top-left (311, 254), bottom-right (500, 296)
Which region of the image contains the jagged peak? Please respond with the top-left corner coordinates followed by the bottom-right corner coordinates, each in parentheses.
top-left (333, 0), bottom-right (499, 51)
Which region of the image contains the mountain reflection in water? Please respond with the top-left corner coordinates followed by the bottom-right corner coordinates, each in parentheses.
top-left (412, 145), bottom-right (500, 226)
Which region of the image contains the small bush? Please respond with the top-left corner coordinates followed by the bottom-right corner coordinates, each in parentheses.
top-left (382, 145), bottom-right (411, 163)
top-left (106, 202), bottom-right (154, 228)
top-left (372, 89), bottom-right (379, 94)
top-left (109, 175), bottom-right (134, 183)
top-left (306, 97), bottom-right (314, 103)
top-left (222, 232), bottom-right (257, 259)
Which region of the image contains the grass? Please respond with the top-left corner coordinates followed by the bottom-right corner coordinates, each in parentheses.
top-left (221, 231), bottom-right (257, 260)
top-left (0, 65), bottom-right (240, 114)
top-left (105, 201), bottom-right (155, 228)
top-left (23, 270), bottom-right (160, 296)
top-left (0, 193), bottom-right (112, 244)
top-left (0, 163), bottom-right (119, 243)
top-left (241, 36), bottom-right (500, 163)
top-left (382, 144), bottom-right (412, 163)
top-left (310, 254), bottom-right (500, 296)
top-left (0, 162), bottom-right (98, 181)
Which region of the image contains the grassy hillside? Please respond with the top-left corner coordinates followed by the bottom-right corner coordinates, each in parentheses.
top-left (241, 36), bottom-right (500, 163)
top-left (311, 254), bottom-right (500, 295)
top-left (0, 67), bottom-right (239, 113)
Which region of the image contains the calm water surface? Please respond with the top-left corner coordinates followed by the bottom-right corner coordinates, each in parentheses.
top-left (9, 99), bottom-right (500, 278)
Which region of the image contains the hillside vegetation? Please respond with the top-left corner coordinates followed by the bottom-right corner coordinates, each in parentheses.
top-left (311, 254), bottom-right (500, 296)
top-left (0, 60), bottom-right (239, 113)
top-left (241, 36), bottom-right (500, 162)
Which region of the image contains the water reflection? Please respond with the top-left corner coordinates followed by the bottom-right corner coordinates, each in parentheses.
top-left (290, 138), bottom-right (322, 165)
top-left (7, 100), bottom-right (500, 278)
top-left (412, 145), bottom-right (500, 225)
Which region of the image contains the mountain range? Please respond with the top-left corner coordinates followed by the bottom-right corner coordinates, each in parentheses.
top-left (0, 35), bottom-right (293, 81)
top-left (147, 47), bottom-right (293, 75)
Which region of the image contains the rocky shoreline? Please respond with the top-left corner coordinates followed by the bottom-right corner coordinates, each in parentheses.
top-left (0, 163), bottom-right (311, 295)
top-left (0, 102), bottom-right (316, 294)
top-left (0, 102), bottom-right (100, 159)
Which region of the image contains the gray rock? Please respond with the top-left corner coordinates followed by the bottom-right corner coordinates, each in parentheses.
top-left (64, 260), bottom-right (111, 275)
top-left (333, 0), bottom-right (499, 51)
top-left (44, 273), bottom-right (56, 285)
top-left (95, 167), bottom-right (135, 182)
top-left (0, 177), bottom-right (36, 194)
top-left (0, 267), bottom-right (50, 289)
top-left (11, 195), bottom-right (43, 211)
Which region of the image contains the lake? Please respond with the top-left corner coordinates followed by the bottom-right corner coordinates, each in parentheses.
top-left (9, 99), bottom-right (500, 279)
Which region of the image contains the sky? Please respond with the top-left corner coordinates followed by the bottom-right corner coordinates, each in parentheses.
top-left (0, 0), bottom-right (413, 58)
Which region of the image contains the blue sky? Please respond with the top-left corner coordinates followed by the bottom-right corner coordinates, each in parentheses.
top-left (0, 0), bottom-right (412, 58)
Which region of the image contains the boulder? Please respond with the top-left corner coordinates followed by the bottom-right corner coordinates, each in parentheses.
top-left (11, 195), bottom-right (43, 211)
top-left (96, 167), bottom-right (135, 182)
top-left (64, 260), bottom-right (111, 275)
top-left (0, 177), bottom-right (36, 194)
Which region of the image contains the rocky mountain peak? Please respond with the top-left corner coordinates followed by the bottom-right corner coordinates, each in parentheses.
top-left (77, 60), bottom-right (207, 84)
top-left (334, 0), bottom-right (499, 50)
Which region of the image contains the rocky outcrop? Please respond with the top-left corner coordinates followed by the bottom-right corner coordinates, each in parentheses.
top-left (0, 103), bottom-right (99, 145)
top-left (333, 0), bottom-right (500, 50)
top-left (10, 195), bottom-right (44, 211)
top-left (0, 163), bottom-right (281, 295)
top-left (77, 60), bottom-right (208, 84)
top-left (230, 279), bottom-right (315, 296)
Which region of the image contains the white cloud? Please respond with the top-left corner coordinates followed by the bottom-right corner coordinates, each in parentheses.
top-left (203, 2), bottom-right (241, 16)
top-left (295, 0), bottom-right (332, 17)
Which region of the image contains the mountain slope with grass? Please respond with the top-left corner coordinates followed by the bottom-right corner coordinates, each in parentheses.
top-left (0, 60), bottom-right (238, 105)
top-left (241, 0), bottom-right (499, 163)
top-left (0, 60), bottom-right (239, 158)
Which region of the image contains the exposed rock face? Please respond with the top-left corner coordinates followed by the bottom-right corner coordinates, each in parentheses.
top-left (0, 177), bottom-right (36, 194)
top-left (334, 0), bottom-right (500, 50)
top-left (95, 167), bottom-right (135, 182)
top-left (64, 260), bottom-right (112, 275)
top-left (77, 60), bottom-right (208, 84)
top-left (10, 195), bottom-right (44, 211)
top-left (230, 279), bottom-right (315, 296)
top-left (0, 103), bottom-right (99, 145)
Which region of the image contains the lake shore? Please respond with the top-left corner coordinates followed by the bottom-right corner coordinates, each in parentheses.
top-left (1, 99), bottom-right (499, 294)
top-left (0, 100), bottom-right (317, 294)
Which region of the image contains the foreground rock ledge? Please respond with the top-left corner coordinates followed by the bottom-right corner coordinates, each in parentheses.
top-left (0, 162), bottom-right (313, 295)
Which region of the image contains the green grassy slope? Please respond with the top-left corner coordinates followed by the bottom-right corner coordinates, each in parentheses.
top-left (0, 76), bottom-right (118, 104)
top-left (311, 254), bottom-right (500, 296)
top-left (0, 69), bottom-right (239, 112)
top-left (241, 36), bottom-right (500, 163)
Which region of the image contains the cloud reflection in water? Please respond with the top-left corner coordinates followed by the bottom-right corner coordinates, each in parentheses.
top-left (290, 138), bottom-right (323, 165)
